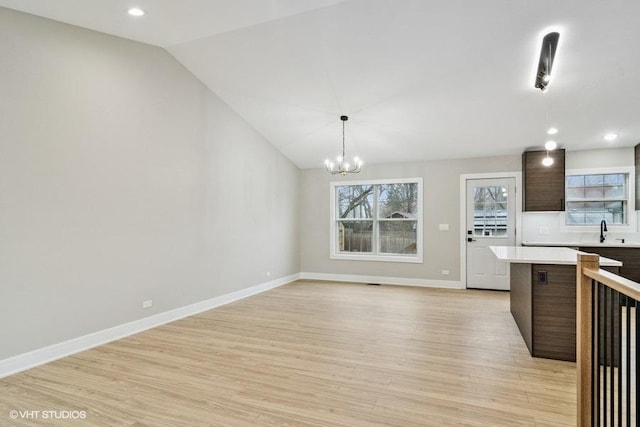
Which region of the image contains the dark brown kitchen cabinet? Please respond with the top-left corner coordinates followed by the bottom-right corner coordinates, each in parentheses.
top-left (522, 149), bottom-right (565, 211)
top-left (579, 246), bottom-right (640, 284)
top-left (510, 262), bottom-right (619, 362)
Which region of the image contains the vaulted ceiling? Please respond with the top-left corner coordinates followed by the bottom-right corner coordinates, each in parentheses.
top-left (2, 0), bottom-right (639, 168)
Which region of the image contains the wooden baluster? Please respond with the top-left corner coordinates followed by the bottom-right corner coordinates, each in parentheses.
top-left (577, 253), bottom-right (599, 427)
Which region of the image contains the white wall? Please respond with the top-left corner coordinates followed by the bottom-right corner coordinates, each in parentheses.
top-left (300, 155), bottom-right (521, 283)
top-left (1, 5), bottom-right (636, 364)
top-left (0, 7), bottom-right (299, 360)
top-left (522, 147), bottom-right (639, 244)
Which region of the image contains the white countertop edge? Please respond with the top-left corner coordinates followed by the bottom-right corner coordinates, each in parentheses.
top-left (522, 241), bottom-right (640, 248)
top-left (490, 246), bottom-right (623, 267)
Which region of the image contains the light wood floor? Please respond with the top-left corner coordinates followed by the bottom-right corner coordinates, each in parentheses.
top-left (1, 281), bottom-right (576, 426)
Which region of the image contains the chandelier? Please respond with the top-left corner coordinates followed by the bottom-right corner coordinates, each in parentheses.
top-left (325, 115), bottom-right (362, 175)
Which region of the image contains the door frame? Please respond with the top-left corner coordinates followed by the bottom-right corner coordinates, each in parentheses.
top-left (459, 172), bottom-right (522, 289)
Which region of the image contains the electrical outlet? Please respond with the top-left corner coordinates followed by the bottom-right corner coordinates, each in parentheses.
top-left (441, 270), bottom-right (450, 275)
top-left (439, 224), bottom-right (449, 231)
top-left (537, 271), bottom-right (548, 284)
top-left (539, 226), bottom-right (550, 235)
top-left (142, 299), bottom-right (153, 309)
top-left (266, 271), bottom-right (271, 277)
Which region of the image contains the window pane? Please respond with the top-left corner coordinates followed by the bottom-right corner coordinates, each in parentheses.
top-left (378, 183), bottom-right (418, 219)
top-left (604, 174), bottom-right (624, 186)
top-left (567, 202), bottom-right (585, 224)
top-left (337, 185), bottom-right (374, 219)
top-left (378, 221), bottom-right (417, 254)
top-left (474, 187), bottom-right (485, 205)
top-left (482, 186), bottom-right (504, 203)
top-left (473, 185), bottom-right (509, 237)
top-left (605, 201), bottom-right (624, 211)
top-left (567, 176), bottom-right (585, 188)
top-left (585, 174), bottom-right (604, 186)
top-left (604, 185), bottom-right (624, 198)
top-left (606, 201), bottom-right (624, 224)
top-left (496, 187), bottom-right (508, 202)
top-left (567, 212), bottom-right (585, 224)
top-left (585, 186), bottom-right (604, 199)
top-left (585, 202), bottom-right (605, 224)
top-left (566, 187), bottom-right (585, 199)
top-left (567, 201), bottom-right (585, 211)
top-left (337, 221), bottom-right (373, 253)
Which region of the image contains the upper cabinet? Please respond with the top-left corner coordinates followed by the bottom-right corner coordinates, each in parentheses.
top-left (635, 143), bottom-right (639, 210)
top-left (522, 149), bottom-right (566, 212)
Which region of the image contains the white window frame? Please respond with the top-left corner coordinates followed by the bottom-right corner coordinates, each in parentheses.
top-left (561, 166), bottom-right (636, 232)
top-left (329, 177), bottom-right (423, 263)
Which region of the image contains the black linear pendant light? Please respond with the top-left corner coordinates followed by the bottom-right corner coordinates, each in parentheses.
top-left (535, 32), bottom-right (560, 92)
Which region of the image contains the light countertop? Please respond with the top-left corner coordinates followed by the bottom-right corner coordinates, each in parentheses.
top-left (522, 241), bottom-right (640, 248)
top-left (490, 246), bottom-right (622, 267)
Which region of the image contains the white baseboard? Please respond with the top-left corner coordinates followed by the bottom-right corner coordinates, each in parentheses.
top-left (299, 272), bottom-right (463, 289)
top-left (0, 271), bottom-right (460, 378)
top-left (0, 273), bottom-right (300, 379)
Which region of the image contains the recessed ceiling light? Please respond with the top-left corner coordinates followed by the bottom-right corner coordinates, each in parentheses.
top-left (545, 140), bottom-right (557, 151)
top-left (603, 132), bottom-right (618, 142)
top-left (128, 7), bottom-right (145, 16)
top-left (547, 127), bottom-right (558, 135)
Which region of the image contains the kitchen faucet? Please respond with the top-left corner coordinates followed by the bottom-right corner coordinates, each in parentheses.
top-left (600, 220), bottom-right (607, 243)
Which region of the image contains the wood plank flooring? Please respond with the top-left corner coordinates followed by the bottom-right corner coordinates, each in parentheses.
top-left (0, 281), bottom-right (576, 426)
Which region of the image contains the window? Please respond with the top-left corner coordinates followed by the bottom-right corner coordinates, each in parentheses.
top-left (565, 173), bottom-right (628, 225)
top-left (472, 185), bottom-right (509, 237)
top-left (330, 178), bottom-right (423, 263)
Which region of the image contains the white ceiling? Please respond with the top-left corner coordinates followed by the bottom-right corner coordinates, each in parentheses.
top-left (2, 0), bottom-right (640, 168)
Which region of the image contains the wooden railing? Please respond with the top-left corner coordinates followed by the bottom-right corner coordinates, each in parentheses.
top-left (577, 253), bottom-right (640, 426)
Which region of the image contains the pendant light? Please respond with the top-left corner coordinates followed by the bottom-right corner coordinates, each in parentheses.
top-left (325, 115), bottom-right (362, 175)
top-left (535, 32), bottom-right (559, 92)
top-left (543, 121), bottom-right (557, 166)
top-left (539, 36), bottom-right (559, 167)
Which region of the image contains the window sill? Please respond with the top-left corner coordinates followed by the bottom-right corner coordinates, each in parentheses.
top-left (330, 253), bottom-right (423, 263)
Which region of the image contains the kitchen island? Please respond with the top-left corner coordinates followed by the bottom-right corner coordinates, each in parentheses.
top-left (491, 246), bottom-right (622, 362)
top-left (522, 240), bottom-right (640, 286)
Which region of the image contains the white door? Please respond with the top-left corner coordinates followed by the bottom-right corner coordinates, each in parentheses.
top-left (466, 178), bottom-right (516, 290)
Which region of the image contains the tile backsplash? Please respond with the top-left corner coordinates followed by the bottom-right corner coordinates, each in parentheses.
top-left (522, 211), bottom-right (640, 244)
